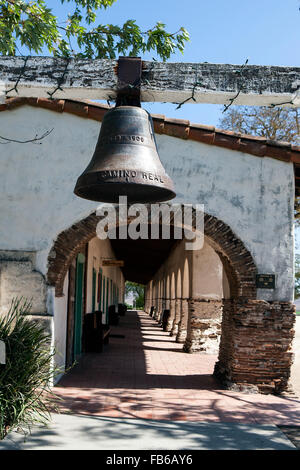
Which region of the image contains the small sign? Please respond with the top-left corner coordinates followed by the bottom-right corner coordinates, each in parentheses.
top-left (0, 340), bottom-right (5, 365)
top-left (256, 274), bottom-right (276, 289)
top-left (102, 259), bottom-right (124, 267)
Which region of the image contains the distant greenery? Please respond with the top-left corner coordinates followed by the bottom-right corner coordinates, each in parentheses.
top-left (0, 299), bottom-right (60, 440)
top-left (125, 281), bottom-right (144, 309)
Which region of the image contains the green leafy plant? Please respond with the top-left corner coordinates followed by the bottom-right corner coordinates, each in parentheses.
top-left (0, 298), bottom-right (60, 440)
top-left (0, 0), bottom-right (190, 60)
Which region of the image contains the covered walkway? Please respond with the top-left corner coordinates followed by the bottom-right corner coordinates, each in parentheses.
top-left (55, 310), bottom-right (300, 425)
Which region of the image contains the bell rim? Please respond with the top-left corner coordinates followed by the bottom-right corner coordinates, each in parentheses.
top-left (74, 180), bottom-right (176, 204)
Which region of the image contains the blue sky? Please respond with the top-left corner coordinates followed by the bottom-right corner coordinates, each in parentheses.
top-left (46, 0), bottom-right (300, 125)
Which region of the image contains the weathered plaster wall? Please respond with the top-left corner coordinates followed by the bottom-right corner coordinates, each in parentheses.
top-left (53, 273), bottom-right (69, 375)
top-left (0, 105), bottom-right (294, 301)
top-left (160, 135), bottom-right (294, 301)
top-left (0, 256), bottom-right (47, 315)
top-left (192, 243), bottom-right (224, 300)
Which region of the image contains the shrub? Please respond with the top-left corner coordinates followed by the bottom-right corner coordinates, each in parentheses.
top-left (0, 299), bottom-right (59, 440)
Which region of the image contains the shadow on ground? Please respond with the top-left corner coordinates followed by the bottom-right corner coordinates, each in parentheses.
top-left (0, 414), bottom-right (296, 450)
top-left (53, 311), bottom-right (300, 426)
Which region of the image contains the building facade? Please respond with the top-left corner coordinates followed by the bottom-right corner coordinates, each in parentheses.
top-left (0, 97), bottom-right (297, 392)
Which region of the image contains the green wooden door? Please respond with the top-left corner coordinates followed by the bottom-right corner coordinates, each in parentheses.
top-left (106, 278), bottom-right (109, 322)
top-left (74, 253), bottom-right (85, 358)
top-left (102, 276), bottom-right (106, 321)
top-left (97, 269), bottom-right (102, 310)
top-left (92, 268), bottom-right (97, 312)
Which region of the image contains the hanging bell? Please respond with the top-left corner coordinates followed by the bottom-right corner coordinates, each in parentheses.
top-left (74, 56), bottom-right (176, 204)
top-left (74, 105), bottom-right (176, 203)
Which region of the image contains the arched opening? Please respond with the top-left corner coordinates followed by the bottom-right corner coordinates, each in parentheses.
top-left (47, 209), bottom-right (256, 300)
top-left (48, 206), bottom-right (264, 397)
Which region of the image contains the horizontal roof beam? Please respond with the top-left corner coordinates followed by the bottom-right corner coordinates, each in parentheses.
top-left (1, 57), bottom-right (300, 107)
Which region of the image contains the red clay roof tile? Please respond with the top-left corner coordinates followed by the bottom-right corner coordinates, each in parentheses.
top-left (1, 97), bottom-right (299, 167)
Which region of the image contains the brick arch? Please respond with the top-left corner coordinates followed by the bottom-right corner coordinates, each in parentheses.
top-left (47, 208), bottom-right (257, 299)
top-left (203, 213), bottom-right (257, 299)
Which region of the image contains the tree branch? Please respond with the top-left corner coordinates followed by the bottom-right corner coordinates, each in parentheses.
top-left (0, 128), bottom-right (54, 144)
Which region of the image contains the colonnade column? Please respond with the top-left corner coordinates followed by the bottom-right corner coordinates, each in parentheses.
top-left (171, 297), bottom-right (181, 336)
top-left (171, 270), bottom-right (182, 336)
top-left (183, 243), bottom-right (223, 354)
top-left (176, 298), bottom-right (188, 343)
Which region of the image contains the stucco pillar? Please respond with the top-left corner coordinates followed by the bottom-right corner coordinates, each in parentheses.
top-left (157, 277), bottom-right (167, 324)
top-left (184, 299), bottom-right (222, 353)
top-left (155, 297), bottom-right (161, 322)
top-left (171, 298), bottom-right (181, 336)
top-left (153, 297), bottom-right (160, 320)
top-left (176, 298), bottom-right (188, 343)
top-left (152, 282), bottom-right (159, 320)
top-left (214, 299), bottom-right (296, 394)
top-left (156, 278), bottom-right (165, 322)
top-left (165, 273), bottom-right (175, 332)
top-left (145, 281), bottom-right (153, 314)
top-left (146, 287), bottom-right (152, 314)
top-left (184, 243), bottom-right (224, 353)
top-left (166, 298), bottom-right (175, 332)
top-left (144, 286), bottom-right (148, 313)
top-left (160, 296), bottom-right (169, 330)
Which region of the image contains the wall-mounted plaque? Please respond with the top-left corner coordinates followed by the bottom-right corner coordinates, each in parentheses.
top-left (102, 259), bottom-right (124, 267)
top-left (255, 274), bottom-right (276, 289)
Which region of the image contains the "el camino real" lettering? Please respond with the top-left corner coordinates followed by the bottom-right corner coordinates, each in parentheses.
top-left (98, 170), bottom-right (163, 183)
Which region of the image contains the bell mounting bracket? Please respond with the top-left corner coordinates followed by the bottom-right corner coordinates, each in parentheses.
top-left (116, 56), bottom-right (142, 107)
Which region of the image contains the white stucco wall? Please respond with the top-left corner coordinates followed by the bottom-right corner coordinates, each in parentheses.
top-left (86, 236), bottom-right (124, 320)
top-left (192, 242), bottom-right (224, 300)
top-left (53, 273), bottom-right (69, 376)
top-left (153, 239), bottom-right (192, 300)
top-left (0, 105), bottom-right (295, 301)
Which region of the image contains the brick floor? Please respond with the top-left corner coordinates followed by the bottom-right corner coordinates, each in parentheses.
top-left (55, 310), bottom-right (300, 425)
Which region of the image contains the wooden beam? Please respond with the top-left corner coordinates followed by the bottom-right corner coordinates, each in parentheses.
top-left (1, 57), bottom-right (300, 107)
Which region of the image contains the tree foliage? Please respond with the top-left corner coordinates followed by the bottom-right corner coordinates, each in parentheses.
top-left (219, 105), bottom-right (300, 219)
top-left (219, 106), bottom-right (300, 145)
top-left (125, 281), bottom-right (144, 308)
top-left (0, 0), bottom-right (189, 60)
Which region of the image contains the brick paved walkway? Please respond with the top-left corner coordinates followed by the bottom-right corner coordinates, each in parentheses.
top-left (55, 310), bottom-right (300, 425)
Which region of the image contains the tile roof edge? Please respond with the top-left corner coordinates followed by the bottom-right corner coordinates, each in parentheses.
top-left (1, 97), bottom-right (299, 163)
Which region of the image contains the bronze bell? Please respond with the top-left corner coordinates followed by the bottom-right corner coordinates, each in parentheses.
top-left (74, 105), bottom-right (176, 203)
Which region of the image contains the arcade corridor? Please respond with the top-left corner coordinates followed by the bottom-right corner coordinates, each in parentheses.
top-left (55, 310), bottom-right (300, 425)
